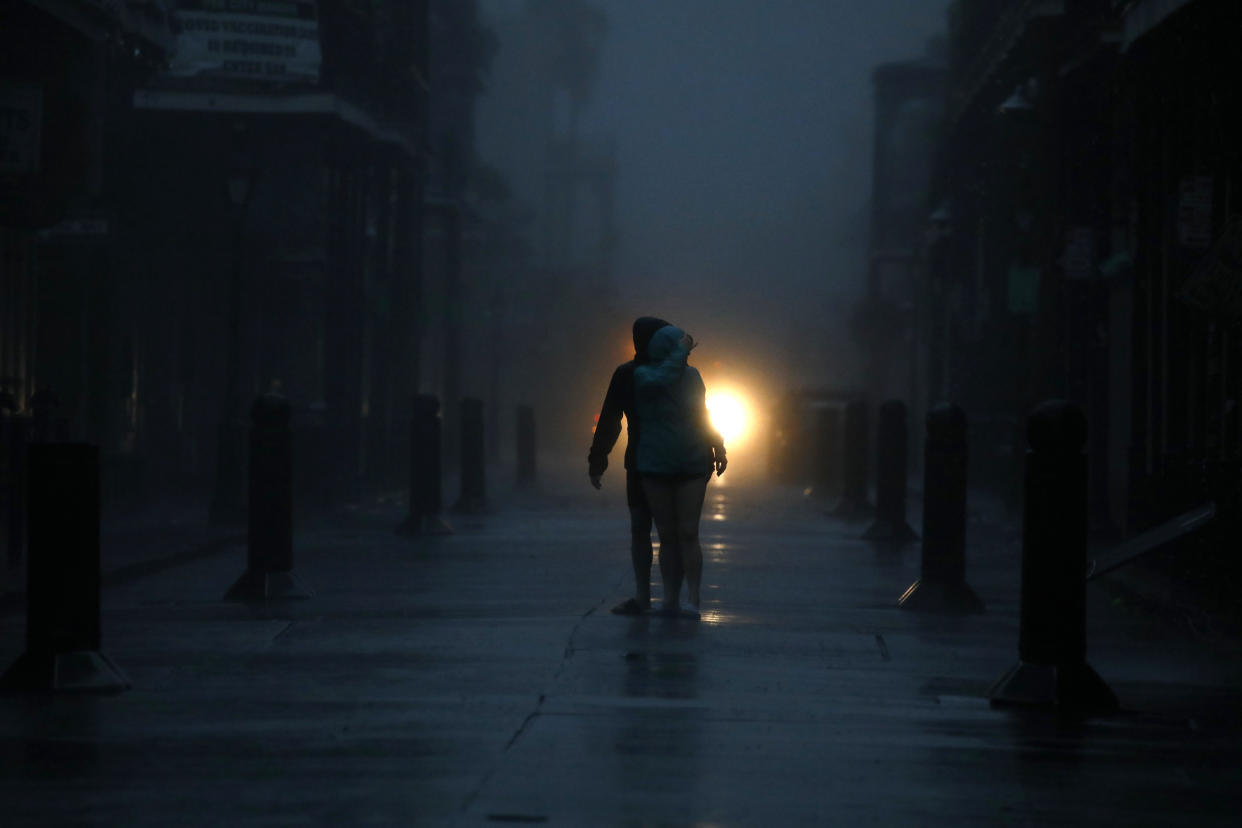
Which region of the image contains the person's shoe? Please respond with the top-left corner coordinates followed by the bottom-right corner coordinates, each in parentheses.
top-left (610, 597), bottom-right (649, 615)
top-left (682, 603), bottom-right (701, 621)
top-left (656, 600), bottom-right (681, 617)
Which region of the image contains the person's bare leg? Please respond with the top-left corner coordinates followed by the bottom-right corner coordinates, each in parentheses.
top-left (657, 516), bottom-right (684, 610)
top-left (642, 476), bottom-right (682, 612)
top-left (673, 475), bottom-right (710, 611)
top-left (629, 504), bottom-right (653, 608)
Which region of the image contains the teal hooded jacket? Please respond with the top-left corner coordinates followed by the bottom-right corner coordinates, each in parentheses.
top-left (633, 325), bottom-right (724, 476)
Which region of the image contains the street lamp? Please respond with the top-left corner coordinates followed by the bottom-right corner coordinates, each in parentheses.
top-left (209, 165), bottom-right (255, 524)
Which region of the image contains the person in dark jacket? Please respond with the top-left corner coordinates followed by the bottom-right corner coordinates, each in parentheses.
top-left (634, 325), bottom-right (726, 619)
top-left (589, 316), bottom-right (674, 614)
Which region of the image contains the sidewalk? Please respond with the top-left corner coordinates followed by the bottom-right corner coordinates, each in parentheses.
top-left (1, 467), bottom-right (1239, 826)
top-left (0, 493), bottom-right (244, 613)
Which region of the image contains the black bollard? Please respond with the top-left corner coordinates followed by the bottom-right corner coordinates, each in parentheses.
top-left (0, 405), bottom-right (30, 572)
top-left (831, 399), bottom-right (871, 517)
top-left (988, 400), bottom-right (1117, 715)
top-left (397, 394), bottom-right (453, 535)
top-left (812, 405), bottom-right (841, 499)
top-left (1, 443), bottom-right (129, 692)
top-left (899, 404), bottom-right (983, 611)
top-left (863, 400), bottom-right (917, 541)
top-left (452, 397), bottom-right (487, 514)
top-left (516, 404), bottom-right (536, 487)
top-left (224, 395), bottom-right (312, 600)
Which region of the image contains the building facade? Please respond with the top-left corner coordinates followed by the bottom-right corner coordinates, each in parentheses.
top-left (860, 43), bottom-right (948, 468)
top-left (926, 0), bottom-right (1241, 543)
top-left (1, 1), bottom-right (433, 590)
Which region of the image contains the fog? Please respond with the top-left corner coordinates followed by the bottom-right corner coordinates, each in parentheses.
top-left (477, 0), bottom-right (949, 401)
top-left (4, 3), bottom-right (1242, 820)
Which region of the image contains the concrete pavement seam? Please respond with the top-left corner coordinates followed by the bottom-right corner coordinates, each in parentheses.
top-left (456, 580), bottom-right (618, 817)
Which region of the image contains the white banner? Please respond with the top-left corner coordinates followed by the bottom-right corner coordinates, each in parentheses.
top-left (168, 1), bottom-right (321, 84)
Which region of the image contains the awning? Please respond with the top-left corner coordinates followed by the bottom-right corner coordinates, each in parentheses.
top-left (1122, 0), bottom-right (1195, 50)
top-left (132, 89), bottom-right (420, 159)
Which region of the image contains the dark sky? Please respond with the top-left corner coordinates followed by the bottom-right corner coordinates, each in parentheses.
top-left (478, 0), bottom-right (949, 390)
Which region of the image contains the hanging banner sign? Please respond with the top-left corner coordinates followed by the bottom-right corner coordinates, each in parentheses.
top-left (167, 1), bottom-right (321, 84)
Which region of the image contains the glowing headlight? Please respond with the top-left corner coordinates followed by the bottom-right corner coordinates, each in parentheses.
top-left (706, 390), bottom-right (751, 445)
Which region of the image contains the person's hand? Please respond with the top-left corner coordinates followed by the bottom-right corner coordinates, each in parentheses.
top-left (589, 474), bottom-right (602, 490)
top-left (714, 452), bottom-right (727, 477)
top-left (680, 332), bottom-right (696, 352)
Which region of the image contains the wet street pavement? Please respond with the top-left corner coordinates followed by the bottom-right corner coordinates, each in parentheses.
top-left (1, 468), bottom-right (1239, 826)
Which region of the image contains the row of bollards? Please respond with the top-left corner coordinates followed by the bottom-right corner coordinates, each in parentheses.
top-left (806, 394), bottom-right (1116, 716)
top-left (396, 394), bottom-right (449, 536)
top-left (223, 394), bottom-right (312, 601)
top-left (831, 400), bottom-right (870, 517)
top-left (516, 404), bottom-right (536, 487)
top-left (0, 443), bottom-right (129, 692)
top-left (862, 400), bottom-right (916, 541)
top-left (453, 397), bottom-right (488, 514)
top-left (394, 395), bottom-right (538, 534)
top-left (898, 403), bottom-right (984, 613)
top-left (988, 400), bottom-right (1118, 715)
top-left (2, 391), bottom-right (536, 693)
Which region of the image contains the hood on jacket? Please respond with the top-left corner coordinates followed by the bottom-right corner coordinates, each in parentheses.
top-left (632, 316), bottom-right (671, 362)
top-left (646, 325), bottom-right (685, 362)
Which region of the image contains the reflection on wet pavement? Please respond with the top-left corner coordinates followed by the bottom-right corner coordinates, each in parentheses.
top-left (1, 475), bottom-right (1238, 826)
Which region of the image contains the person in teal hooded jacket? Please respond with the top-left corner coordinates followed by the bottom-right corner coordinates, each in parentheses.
top-left (588, 315), bottom-right (673, 615)
top-left (634, 324), bottom-right (727, 619)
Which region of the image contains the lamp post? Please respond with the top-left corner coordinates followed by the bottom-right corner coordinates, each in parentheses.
top-left (209, 166), bottom-right (254, 524)
top-left (922, 201), bottom-right (952, 406)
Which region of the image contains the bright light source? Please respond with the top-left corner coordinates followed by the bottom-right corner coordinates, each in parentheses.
top-left (706, 390), bottom-right (751, 446)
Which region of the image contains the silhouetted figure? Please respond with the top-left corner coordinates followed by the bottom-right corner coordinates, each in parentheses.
top-left (589, 316), bottom-right (672, 614)
top-left (634, 325), bottom-right (727, 620)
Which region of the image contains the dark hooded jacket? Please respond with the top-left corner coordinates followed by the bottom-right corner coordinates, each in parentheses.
top-left (633, 325), bottom-right (723, 476)
top-left (587, 316), bottom-right (671, 477)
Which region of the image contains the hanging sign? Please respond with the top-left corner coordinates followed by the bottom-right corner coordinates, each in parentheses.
top-left (1179, 217), bottom-right (1242, 321)
top-left (167, 1), bottom-right (321, 84)
top-left (1007, 264), bottom-right (1040, 314)
top-left (1061, 226), bottom-right (1094, 280)
top-left (0, 84), bottom-right (42, 176)
top-left (1177, 175), bottom-right (1213, 250)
